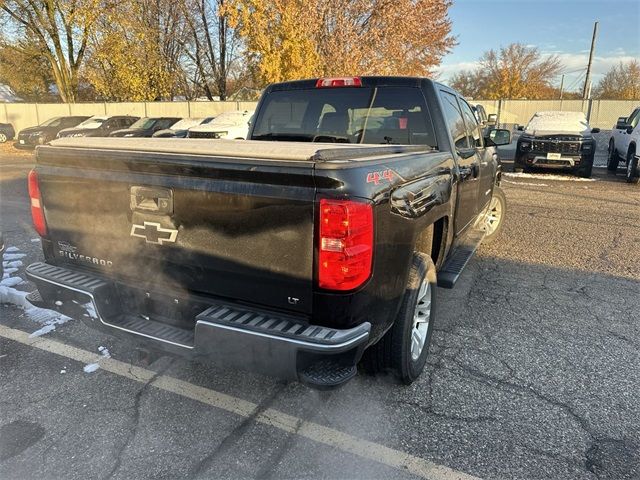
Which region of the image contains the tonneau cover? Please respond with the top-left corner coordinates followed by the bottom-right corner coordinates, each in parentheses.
top-left (48, 137), bottom-right (430, 163)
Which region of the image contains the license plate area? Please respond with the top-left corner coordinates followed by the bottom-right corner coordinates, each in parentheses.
top-left (547, 153), bottom-right (562, 160)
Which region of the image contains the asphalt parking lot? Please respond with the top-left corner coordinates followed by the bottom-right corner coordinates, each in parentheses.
top-left (1, 141), bottom-right (639, 480)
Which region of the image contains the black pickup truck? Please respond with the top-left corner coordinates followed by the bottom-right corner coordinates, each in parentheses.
top-left (25, 76), bottom-right (510, 389)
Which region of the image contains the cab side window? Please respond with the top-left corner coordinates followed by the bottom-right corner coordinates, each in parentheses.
top-left (459, 99), bottom-right (483, 148)
top-left (440, 91), bottom-right (469, 151)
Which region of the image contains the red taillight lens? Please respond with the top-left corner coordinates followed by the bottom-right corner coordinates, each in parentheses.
top-left (28, 169), bottom-right (48, 237)
top-left (318, 199), bottom-right (373, 291)
top-left (315, 77), bottom-right (362, 88)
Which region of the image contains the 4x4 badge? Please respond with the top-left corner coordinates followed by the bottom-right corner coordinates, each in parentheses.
top-left (130, 222), bottom-right (178, 245)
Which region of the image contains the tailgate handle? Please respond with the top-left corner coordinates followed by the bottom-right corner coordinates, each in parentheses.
top-left (130, 186), bottom-right (173, 214)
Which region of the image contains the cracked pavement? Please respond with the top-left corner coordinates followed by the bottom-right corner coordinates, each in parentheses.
top-left (1, 144), bottom-right (640, 479)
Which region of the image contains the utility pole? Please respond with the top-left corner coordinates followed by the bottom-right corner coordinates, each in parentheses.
top-left (582, 21), bottom-right (599, 100)
top-left (559, 74), bottom-right (565, 100)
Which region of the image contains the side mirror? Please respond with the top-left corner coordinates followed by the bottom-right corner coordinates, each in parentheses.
top-left (487, 128), bottom-right (511, 146)
top-left (617, 116), bottom-right (627, 124)
top-left (487, 114), bottom-right (497, 125)
top-left (627, 126), bottom-right (635, 134)
top-left (590, 127), bottom-right (600, 134)
top-left (516, 125), bottom-right (524, 131)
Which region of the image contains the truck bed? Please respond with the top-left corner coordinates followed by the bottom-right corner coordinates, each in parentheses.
top-left (48, 137), bottom-right (431, 163)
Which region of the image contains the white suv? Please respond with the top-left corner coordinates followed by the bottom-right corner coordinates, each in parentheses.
top-left (608, 107), bottom-right (639, 183)
top-left (187, 111), bottom-right (254, 140)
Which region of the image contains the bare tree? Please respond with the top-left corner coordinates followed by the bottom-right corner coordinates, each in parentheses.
top-left (1, 0), bottom-right (101, 102)
top-left (594, 60), bottom-right (640, 100)
top-left (182, 0), bottom-right (242, 100)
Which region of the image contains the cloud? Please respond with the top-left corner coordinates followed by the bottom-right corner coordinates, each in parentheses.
top-left (436, 51), bottom-right (637, 83)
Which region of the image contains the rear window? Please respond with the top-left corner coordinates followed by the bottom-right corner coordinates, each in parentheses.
top-left (251, 87), bottom-right (437, 148)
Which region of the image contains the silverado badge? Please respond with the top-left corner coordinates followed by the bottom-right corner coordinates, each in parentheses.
top-left (130, 222), bottom-right (178, 245)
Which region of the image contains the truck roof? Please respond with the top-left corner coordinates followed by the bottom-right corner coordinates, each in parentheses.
top-left (267, 76), bottom-right (434, 92)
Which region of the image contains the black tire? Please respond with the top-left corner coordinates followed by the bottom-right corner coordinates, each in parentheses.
top-left (626, 149), bottom-right (639, 184)
top-left (576, 159), bottom-right (593, 178)
top-left (361, 253), bottom-right (436, 384)
top-left (0, 132), bottom-right (7, 143)
top-left (482, 186), bottom-right (506, 244)
top-left (607, 139), bottom-right (619, 171)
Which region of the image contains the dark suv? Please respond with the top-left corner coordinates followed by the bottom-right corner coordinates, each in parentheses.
top-left (57, 116), bottom-right (139, 138)
top-left (16, 116), bottom-right (90, 149)
top-left (514, 111), bottom-right (599, 178)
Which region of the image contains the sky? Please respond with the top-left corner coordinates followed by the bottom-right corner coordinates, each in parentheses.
top-left (436, 0), bottom-right (640, 92)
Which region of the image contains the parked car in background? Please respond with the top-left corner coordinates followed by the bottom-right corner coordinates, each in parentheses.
top-left (607, 106), bottom-right (639, 184)
top-left (109, 117), bottom-right (181, 138)
top-left (57, 116), bottom-right (139, 138)
top-left (152, 117), bottom-right (215, 138)
top-left (0, 122), bottom-right (16, 143)
top-left (187, 111), bottom-right (254, 139)
top-left (514, 111), bottom-right (599, 178)
top-left (16, 116), bottom-right (90, 148)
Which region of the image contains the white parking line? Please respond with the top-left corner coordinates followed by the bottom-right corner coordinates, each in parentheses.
top-left (0, 324), bottom-right (478, 480)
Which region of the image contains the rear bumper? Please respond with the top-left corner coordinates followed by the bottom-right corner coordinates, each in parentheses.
top-left (25, 262), bottom-right (370, 389)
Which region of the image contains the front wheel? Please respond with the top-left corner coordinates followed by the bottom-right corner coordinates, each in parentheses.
top-left (361, 253), bottom-right (436, 384)
top-left (607, 140), bottom-right (619, 171)
top-left (482, 186), bottom-right (506, 244)
top-left (626, 151), bottom-right (639, 184)
top-left (0, 132), bottom-right (7, 143)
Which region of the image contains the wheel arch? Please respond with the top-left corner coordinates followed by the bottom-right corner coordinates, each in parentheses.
top-left (414, 216), bottom-right (448, 272)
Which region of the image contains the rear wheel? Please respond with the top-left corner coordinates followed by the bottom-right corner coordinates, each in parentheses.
top-left (361, 253), bottom-right (436, 384)
top-left (0, 132), bottom-right (6, 143)
top-left (607, 140), bottom-right (619, 171)
top-left (626, 149), bottom-right (639, 184)
top-left (482, 187), bottom-right (506, 244)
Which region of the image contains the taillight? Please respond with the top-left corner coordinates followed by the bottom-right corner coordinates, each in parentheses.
top-left (28, 169), bottom-right (48, 237)
top-left (318, 199), bottom-right (373, 291)
top-left (315, 77), bottom-right (362, 88)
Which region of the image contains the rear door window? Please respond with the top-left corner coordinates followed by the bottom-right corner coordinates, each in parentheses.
top-left (439, 91), bottom-right (469, 150)
top-left (459, 99), bottom-right (483, 148)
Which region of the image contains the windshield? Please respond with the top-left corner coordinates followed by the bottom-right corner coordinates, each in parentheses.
top-left (129, 118), bottom-right (157, 130)
top-left (251, 87), bottom-right (437, 146)
top-left (40, 117), bottom-right (62, 127)
top-left (165, 118), bottom-right (200, 130)
top-left (525, 111), bottom-right (590, 135)
top-left (209, 111), bottom-right (252, 125)
top-left (77, 117), bottom-right (107, 129)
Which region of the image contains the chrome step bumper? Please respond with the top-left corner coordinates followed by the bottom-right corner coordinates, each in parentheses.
top-left (26, 262), bottom-right (370, 388)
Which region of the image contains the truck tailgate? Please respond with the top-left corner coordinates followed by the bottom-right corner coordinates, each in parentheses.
top-left (35, 141), bottom-right (317, 314)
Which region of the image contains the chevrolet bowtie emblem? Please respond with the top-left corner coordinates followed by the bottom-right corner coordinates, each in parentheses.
top-left (130, 222), bottom-right (178, 245)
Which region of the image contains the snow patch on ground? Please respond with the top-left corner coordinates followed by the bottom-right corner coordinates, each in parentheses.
top-left (83, 346), bottom-right (112, 373)
top-left (3, 253), bottom-right (26, 261)
top-left (504, 172), bottom-right (596, 182)
top-left (83, 363), bottom-right (100, 373)
top-left (31, 238), bottom-right (40, 243)
top-left (0, 246), bottom-right (73, 337)
top-left (5, 246), bottom-right (20, 253)
top-left (0, 276), bottom-right (24, 287)
top-left (3, 260), bottom-right (23, 269)
top-left (3, 267), bottom-right (19, 278)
